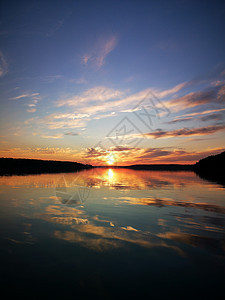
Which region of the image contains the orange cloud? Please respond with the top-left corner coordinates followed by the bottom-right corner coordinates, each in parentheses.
top-left (82, 146), bottom-right (225, 165)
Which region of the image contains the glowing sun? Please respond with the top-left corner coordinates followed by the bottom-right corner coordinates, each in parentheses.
top-left (106, 154), bottom-right (116, 165)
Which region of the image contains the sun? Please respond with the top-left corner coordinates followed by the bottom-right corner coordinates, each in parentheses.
top-left (106, 157), bottom-right (115, 165)
top-left (106, 154), bottom-right (116, 165)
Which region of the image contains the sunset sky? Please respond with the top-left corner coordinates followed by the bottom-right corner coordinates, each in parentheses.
top-left (0, 0), bottom-right (225, 165)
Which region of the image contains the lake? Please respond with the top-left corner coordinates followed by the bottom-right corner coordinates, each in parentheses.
top-left (0, 168), bottom-right (224, 299)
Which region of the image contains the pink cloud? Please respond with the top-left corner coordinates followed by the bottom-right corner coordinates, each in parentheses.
top-left (82, 35), bottom-right (118, 69)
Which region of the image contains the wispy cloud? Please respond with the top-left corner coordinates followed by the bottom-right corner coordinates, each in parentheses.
top-left (199, 113), bottom-right (224, 122)
top-left (27, 108), bottom-right (36, 113)
top-left (55, 84), bottom-right (208, 120)
top-left (181, 108), bottom-right (225, 118)
top-left (52, 113), bottom-right (89, 119)
top-left (9, 91), bottom-right (40, 113)
top-left (64, 132), bottom-right (79, 136)
top-left (46, 19), bottom-right (64, 37)
top-left (166, 113), bottom-right (224, 124)
top-left (40, 133), bottom-right (64, 139)
top-left (57, 86), bottom-right (125, 113)
top-left (167, 90), bottom-right (215, 110)
top-left (55, 80), bottom-right (202, 121)
top-left (166, 117), bottom-right (193, 124)
top-left (70, 77), bottom-right (88, 84)
top-left (157, 82), bottom-right (189, 98)
top-left (82, 35), bottom-right (118, 69)
top-left (142, 124), bottom-right (225, 139)
top-left (10, 92), bottom-right (40, 100)
top-left (166, 84), bottom-right (225, 111)
top-left (25, 113), bottom-right (88, 130)
top-left (0, 147), bottom-right (80, 161)
top-left (35, 81), bottom-right (225, 132)
top-left (44, 75), bottom-right (63, 82)
top-left (0, 51), bottom-right (8, 77)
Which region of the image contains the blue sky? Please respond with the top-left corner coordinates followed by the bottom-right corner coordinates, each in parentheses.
top-left (0, 0), bottom-right (225, 165)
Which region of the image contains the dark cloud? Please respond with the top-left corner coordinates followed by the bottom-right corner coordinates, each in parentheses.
top-left (64, 132), bottom-right (79, 136)
top-left (141, 148), bottom-right (172, 158)
top-left (199, 113), bottom-right (224, 122)
top-left (169, 84), bottom-right (225, 111)
top-left (134, 147), bottom-right (225, 164)
top-left (166, 117), bottom-right (193, 124)
top-left (85, 147), bottom-right (106, 158)
top-left (169, 89), bottom-right (216, 108)
top-left (111, 146), bottom-right (138, 152)
top-left (144, 124), bottom-right (225, 139)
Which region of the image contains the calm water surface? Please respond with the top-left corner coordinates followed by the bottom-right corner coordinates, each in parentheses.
top-left (0, 168), bottom-right (224, 299)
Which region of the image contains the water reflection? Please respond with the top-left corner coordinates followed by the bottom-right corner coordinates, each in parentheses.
top-left (0, 168), bottom-right (224, 297)
top-left (0, 167), bottom-right (223, 189)
top-left (55, 174), bottom-right (90, 206)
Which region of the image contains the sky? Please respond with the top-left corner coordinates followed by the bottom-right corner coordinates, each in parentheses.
top-left (0, 0), bottom-right (225, 165)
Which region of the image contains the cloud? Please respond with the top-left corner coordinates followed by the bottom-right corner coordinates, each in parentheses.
top-left (111, 146), bottom-right (138, 152)
top-left (27, 108), bottom-right (36, 113)
top-left (85, 147), bottom-right (107, 158)
top-left (181, 108), bottom-right (225, 118)
top-left (217, 84), bottom-right (225, 102)
top-left (10, 92), bottom-right (40, 100)
top-left (82, 35), bottom-right (118, 69)
top-left (57, 86), bottom-right (125, 112)
top-left (166, 84), bottom-right (225, 112)
top-left (70, 77), bottom-right (88, 84)
top-left (142, 124), bottom-right (225, 139)
top-left (40, 133), bottom-right (64, 139)
top-left (166, 117), bottom-right (193, 124)
top-left (10, 91), bottom-right (40, 113)
top-left (44, 75), bottom-right (63, 82)
top-left (53, 80), bottom-right (224, 125)
top-left (157, 82), bottom-right (189, 98)
top-left (64, 132), bottom-right (79, 136)
top-left (0, 51), bottom-right (8, 77)
top-left (82, 54), bottom-right (91, 65)
top-left (52, 113), bottom-right (89, 119)
top-left (25, 113), bottom-right (87, 130)
top-left (140, 148), bottom-right (173, 158)
top-left (133, 147), bottom-right (225, 165)
top-left (82, 141), bottom-right (225, 165)
top-left (56, 86), bottom-right (169, 119)
top-left (46, 19), bottom-right (64, 37)
top-left (167, 90), bottom-right (215, 110)
top-left (0, 147), bottom-right (81, 161)
top-left (84, 146), bottom-right (184, 165)
top-left (199, 113), bottom-right (224, 122)
top-left (124, 76), bottom-right (135, 83)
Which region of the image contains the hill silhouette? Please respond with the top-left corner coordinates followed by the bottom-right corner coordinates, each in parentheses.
top-left (125, 164), bottom-right (193, 171)
top-left (0, 158), bottom-right (92, 175)
top-left (194, 151), bottom-right (225, 185)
